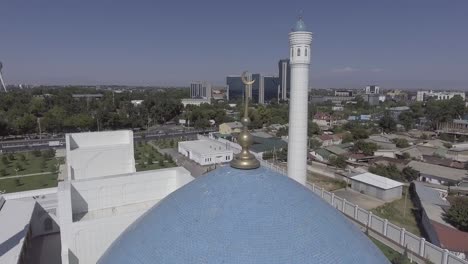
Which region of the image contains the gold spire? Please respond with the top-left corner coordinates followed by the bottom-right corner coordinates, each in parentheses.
top-left (230, 71), bottom-right (260, 170)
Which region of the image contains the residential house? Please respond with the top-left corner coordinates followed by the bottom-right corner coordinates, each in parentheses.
top-left (313, 112), bottom-right (335, 129)
top-left (316, 134), bottom-right (343, 147)
top-left (413, 182), bottom-right (468, 259)
top-left (407, 160), bottom-right (468, 185)
top-left (219, 122), bottom-right (243, 135)
top-left (370, 157), bottom-right (410, 171)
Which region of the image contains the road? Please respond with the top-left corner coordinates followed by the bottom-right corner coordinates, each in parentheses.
top-left (0, 128), bottom-right (215, 153)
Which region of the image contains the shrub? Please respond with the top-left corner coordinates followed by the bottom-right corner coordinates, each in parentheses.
top-left (444, 196), bottom-right (468, 231)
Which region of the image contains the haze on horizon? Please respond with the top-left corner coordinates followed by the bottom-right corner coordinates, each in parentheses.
top-left (1, 0), bottom-right (467, 90)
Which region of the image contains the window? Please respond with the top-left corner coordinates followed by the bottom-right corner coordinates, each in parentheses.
top-left (297, 48), bottom-right (301, 56)
top-left (305, 48), bottom-right (308, 56)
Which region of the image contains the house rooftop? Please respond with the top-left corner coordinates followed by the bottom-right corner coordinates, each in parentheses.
top-left (408, 161), bottom-right (468, 182)
top-left (351, 172), bottom-right (404, 190)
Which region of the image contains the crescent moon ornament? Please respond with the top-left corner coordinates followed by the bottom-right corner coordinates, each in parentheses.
top-left (241, 71), bottom-right (255, 85)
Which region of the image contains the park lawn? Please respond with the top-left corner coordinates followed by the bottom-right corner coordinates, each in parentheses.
top-left (371, 187), bottom-right (422, 236)
top-left (306, 172), bottom-right (347, 191)
top-left (0, 173), bottom-right (58, 193)
top-left (0, 152), bottom-right (59, 177)
top-left (134, 143), bottom-right (176, 172)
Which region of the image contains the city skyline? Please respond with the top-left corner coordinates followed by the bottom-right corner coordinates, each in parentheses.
top-left (1, 0), bottom-right (468, 89)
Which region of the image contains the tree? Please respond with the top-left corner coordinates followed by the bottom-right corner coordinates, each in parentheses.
top-left (352, 140), bottom-right (378, 156)
top-left (15, 163), bottom-right (23, 172)
top-left (369, 164), bottom-right (402, 181)
top-left (0, 169), bottom-right (6, 176)
top-left (15, 113), bottom-right (37, 134)
top-left (402, 167), bottom-right (419, 182)
top-left (0, 117), bottom-right (10, 138)
top-left (398, 111), bottom-right (414, 131)
top-left (42, 106), bottom-right (66, 133)
top-left (392, 138), bottom-right (410, 148)
top-left (18, 153), bottom-right (26, 161)
top-left (32, 149), bottom-right (42, 157)
top-left (308, 138), bottom-right (322, 149)
top-left (350, 127), bottom-right (369, 140)
top-left (329, 155), bottom-right (347, 169)
top-left (341, 132), bottom-right (354, 143)
top-left (15, 178), bottom-right (22, 186)
top-left (276, 127), bottom-right (288, 137)
top-left (44, 149), bottom-right (56, 159)
top-left (444, 196), bottom-right (468, 232)
top-left (449, 95), bottom-right (465, 119)
top-left (379, 113), bottom-right (397, 133)
top-left (308, 121), bottom-right (321, 137)
top-left (1, 156), bottom-right (9, 165)
top-left (401, 152), bottom-right (411, 160)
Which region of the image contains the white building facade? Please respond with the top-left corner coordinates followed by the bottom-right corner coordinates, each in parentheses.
top-left (416, 90), bottom-right (466, 102)
top-left (178, 139), bottom-right (233, 165)
top-left (59, 130), bottom-right (193, 264)
top-left (287, 18), bottom-right (312, 185)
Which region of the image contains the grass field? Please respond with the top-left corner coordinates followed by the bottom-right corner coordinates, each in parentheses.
top-left (134, 142), bottom-right (176, 171)
top-left (0, 173), bottom-right (58, 193)
top-left (0, 151), bottom-right (59, 177)
top-left (371, 187), bottom-right (422, 236)
top-left (370, 236), bottom-right (409, 263)
top-left (306, 173), bottom-right (347, 191)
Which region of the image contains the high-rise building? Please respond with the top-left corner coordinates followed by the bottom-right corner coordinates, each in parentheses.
top-left (278, 59), bottom-right (290, 101)
top-left (227, 75), bottom-right (246, 102)
top-left (365, 85), bottom-right (380, 94)
top-left (190, 81), bottom-right (212, 100)
top-left (264, 76), bottom-right (280, 102)
top-left (227, 74), bottom-right (279, 104)
top-left (287, 17), bottom-right (312, 185)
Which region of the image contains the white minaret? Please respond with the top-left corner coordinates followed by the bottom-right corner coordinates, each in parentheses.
top-left (287, 17), bottom-right (312, 185)
top-left (0, 62), bottom-right (7, 93)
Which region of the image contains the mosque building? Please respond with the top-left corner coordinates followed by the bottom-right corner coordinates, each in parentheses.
top-left (98, 18), bottom-right (389, 264)
top-left (0, 18), bottom-right (391, 264)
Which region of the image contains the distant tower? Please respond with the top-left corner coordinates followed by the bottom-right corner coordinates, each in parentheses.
top-left (287, 17), bottom-right (312, 185)
top-left (0, 61), bottom-right (7, 93)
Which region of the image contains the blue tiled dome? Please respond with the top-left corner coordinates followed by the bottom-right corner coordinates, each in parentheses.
top-left (293, 17), bottom-right (307, 32)
top-left (99, 166), bottom-right (389, 264)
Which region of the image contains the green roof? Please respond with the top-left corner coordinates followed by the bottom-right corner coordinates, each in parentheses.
top-left (315, 148), bottom-right (334, 159)
top-left (250, 136), bottom-right (287, 153)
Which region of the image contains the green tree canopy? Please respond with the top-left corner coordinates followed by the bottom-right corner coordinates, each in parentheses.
top-left (445, 197), bottom-right (468, 232)
top-left (379, 113), bottom-right (397, 133)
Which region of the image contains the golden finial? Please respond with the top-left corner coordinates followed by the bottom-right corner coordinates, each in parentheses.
top-left (230, 71), bottom-right (260, 170)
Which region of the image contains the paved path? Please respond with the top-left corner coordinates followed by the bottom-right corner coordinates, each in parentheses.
top-left (0, 171), bottom-right (54, 180)
top-left (332, 188), bottom-right (386, 210)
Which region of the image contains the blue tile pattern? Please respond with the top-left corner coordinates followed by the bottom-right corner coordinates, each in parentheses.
top-left (99, 166), bottom-right (389, 264)
top-left (293, 18), bottom-right (307, 32)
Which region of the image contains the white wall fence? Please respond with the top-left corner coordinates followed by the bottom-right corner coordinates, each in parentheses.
top-left (261, 159), bottom-right (468, 264)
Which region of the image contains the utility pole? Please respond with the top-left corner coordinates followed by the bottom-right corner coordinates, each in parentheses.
top-left (403, 187), bottom-right (408, 217)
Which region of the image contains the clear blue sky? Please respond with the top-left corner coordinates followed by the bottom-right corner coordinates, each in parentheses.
top-left (1, 0), bottom-right (468, 89)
